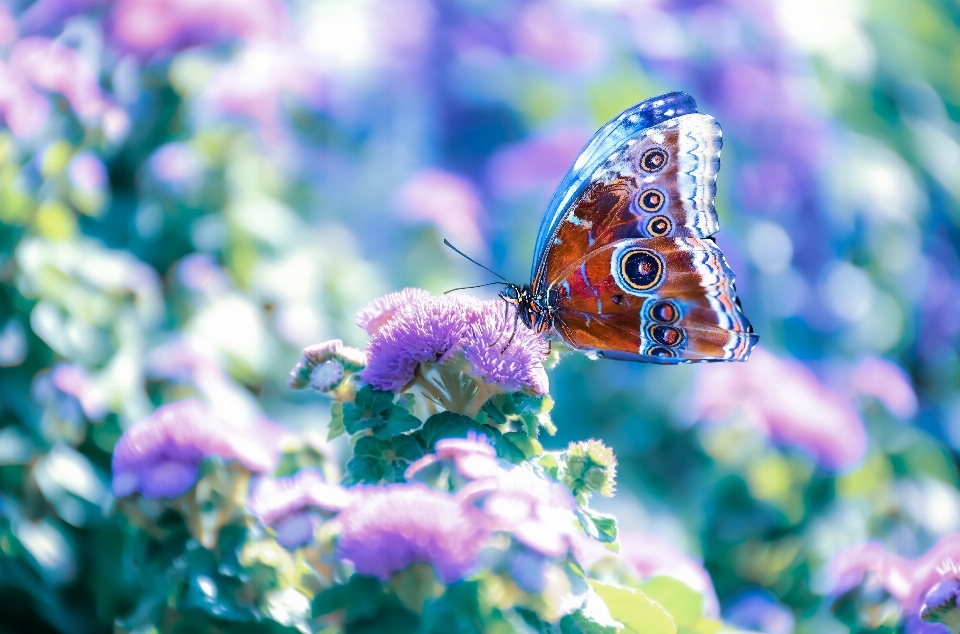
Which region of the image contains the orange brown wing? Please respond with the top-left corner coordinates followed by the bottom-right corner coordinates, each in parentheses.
top-left (548, 237), bottom-right (756, 363)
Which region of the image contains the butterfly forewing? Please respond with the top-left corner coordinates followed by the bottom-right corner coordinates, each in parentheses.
top-left (530, 92), bottom-right (757, 363)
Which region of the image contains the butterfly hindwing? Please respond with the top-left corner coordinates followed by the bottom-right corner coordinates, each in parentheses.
top-left (547, 237), bottom-right (756, 363)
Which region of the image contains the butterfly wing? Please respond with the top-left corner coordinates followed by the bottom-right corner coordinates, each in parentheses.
top-left (532, 93), bottom-right (756, 362)
top-left (548, 237), bottom-right (756, 363)
top-left (532, 91), bottom-right (700, 282)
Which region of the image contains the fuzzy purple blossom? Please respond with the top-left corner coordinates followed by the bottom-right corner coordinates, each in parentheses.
top-left (112, 399), bottom-right (285, 499)
top-left (247, 470), bottom-right (353, 549)
top-left (694, 346), bottom-right (866, 470)
top-left (355, 288), bottom-right (434, 335)
top-left (827, 535), bottom-right (960, 633)
top-left (358, 290), bottom-right (549, 395)
top-left (336, 483), bottom-right (490, 583)
top-left (462, 303), bottom-right (549, 394)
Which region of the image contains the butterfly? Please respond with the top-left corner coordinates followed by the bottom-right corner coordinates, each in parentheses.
top-left (489, 91), bottom-right (757, 363)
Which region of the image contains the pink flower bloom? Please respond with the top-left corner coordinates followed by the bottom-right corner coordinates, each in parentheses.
top-left (460, 466), bottom-right (581, 559)
top-left (694, 346), bottom-right (867, 470)
top-left (405, 434), bottom-right (501, 481)
top-left (827, 535), bottom-right (960, 633)
top-left (336, 483), bottom-right (490, 583)
top-left (849, 356), bottom-right (918, 419)
top-left (398, 169), bottom-right (486, 252)
top-left (110, 0), bottom-right (285, 55)
top-left (111, 399), bottom-right (285, 499)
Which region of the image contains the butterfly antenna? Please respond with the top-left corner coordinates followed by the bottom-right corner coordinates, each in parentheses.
top-left (443, 281), bottom-right (507, 295)
top-left (443, 239), bottom-right (509, 282)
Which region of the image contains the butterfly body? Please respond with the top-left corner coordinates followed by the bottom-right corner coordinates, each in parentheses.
top-left (504, 92), bottom-right (757, 364)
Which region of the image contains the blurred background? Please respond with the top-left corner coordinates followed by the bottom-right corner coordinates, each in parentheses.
top-left (0, 0), bottom-right (958, 632)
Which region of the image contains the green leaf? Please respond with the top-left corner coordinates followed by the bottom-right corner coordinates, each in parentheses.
top-left (345, 436), bottom-right (424, 484)
top-left (539, 453), bottom-right (560, 479)
top-left (589, 580), bottom-right (676, 634)
top-left (328, 401), bottom-right (346, 440)
top-left (343, 386), bottom-right (397, 434)
top-left (567, 587), bottom-right (622, 634)
top-left (344, 456), bottom-right (384, 484)
top-left (636, 577), bottom-right (703, 628)
top-left (504, 431), bottom-right (543, 459)
top-left (418, 411), bottom-right (488, 450)
top-left (370, 407), bottom-right (422, 439)
top-left (576, 508), bottom-right (619, 545)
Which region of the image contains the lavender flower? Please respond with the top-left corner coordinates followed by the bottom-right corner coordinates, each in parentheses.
top-left (461, 302), bottom-right (549, 395)
top-left (112, 399), bottom-right (285, 499)
top-left (355, 288), bottom-right (433, 335)
top-left (336, 483), bottom-right (490, 583)
top-left (694, 346), bottom-right (866, 470)
top-left (358, 291), bottom-right (549, 397)
top-left (827, 535), bottom-right (960, 633)
top-left (248, 470), bottom-right (353, 549)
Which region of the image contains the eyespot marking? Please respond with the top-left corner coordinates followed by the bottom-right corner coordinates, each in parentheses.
top-left (636, 189), bottom-right (665, 212)
top-left (640, 147), bottom-right (668, 172)
top-left (618, 248), bottom-right (663, 292)
top-left (648, 324), bottom-right (683, 347)
top-left (646, 215), bottom-right (672, 237)
top-left (646, 345), bottom-right (676, 358)
top-left (649, 300), bottom-right (679, 324)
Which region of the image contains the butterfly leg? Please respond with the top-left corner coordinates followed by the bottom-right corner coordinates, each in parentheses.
top-left (486, 300), bottom-right (511, 349)
top-left (500, 309), bottom-right (520, 354)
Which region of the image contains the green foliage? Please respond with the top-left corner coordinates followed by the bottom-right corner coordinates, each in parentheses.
top-left (343, 386), bottom-right (422, 439)
top-left (575, 508), bottom-right (619, 547)
top-left (588, 580), bottom-right (676, 634)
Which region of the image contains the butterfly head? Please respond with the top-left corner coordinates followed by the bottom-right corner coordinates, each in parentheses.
top-left (499, 283), bottom-right (555, 335)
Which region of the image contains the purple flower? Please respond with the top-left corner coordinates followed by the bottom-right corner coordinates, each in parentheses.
top-left (247, 469), bottom-right (353, 549)
top-left (460, 466), bottom-right (580, 559)
top-left (111, 399), bottom-right (285, 499)
top-left (288, 339), bottom-right (367, 392)
top-left (358, 291), bottom-right (549, 395)
top-left (724, 591), bottom-right (795, 634)
top-left (358, 293), bottom-right (483, 391)
top-left (336, 483), bottom-right (490, 583)
top-left (694, 346), bottom-right (866, 470)
top-left (461, 303), bottom-right (549, 395)
top-left (149, 142), bottom-right (205, 190)
top-left (356, 288), bottom-right (434, 335)
top-left (512, 2), bottom-right (607, 73)
top-left (827, 535), bottom-right (960, 633)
